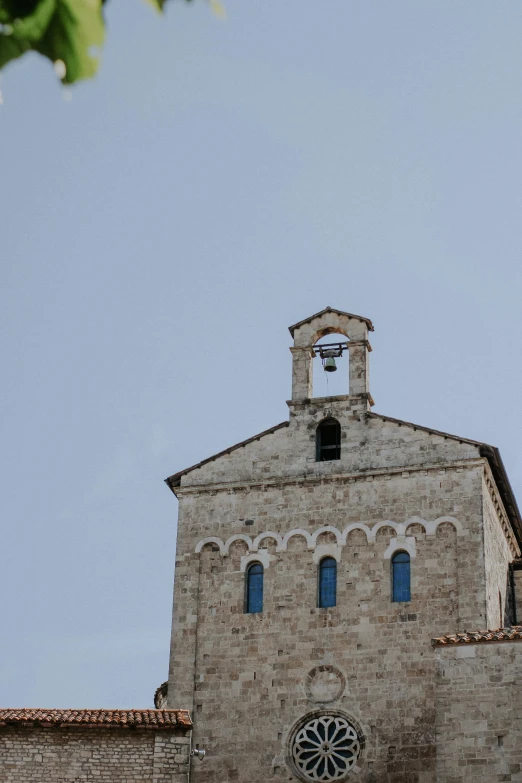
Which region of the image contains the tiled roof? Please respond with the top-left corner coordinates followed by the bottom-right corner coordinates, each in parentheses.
top-left (432, 626), bottom-right (522, 646)
top-left (0, 709), bottom-right (192, 729)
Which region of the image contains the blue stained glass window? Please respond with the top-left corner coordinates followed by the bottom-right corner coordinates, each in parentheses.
top-left (318, 557), bottom-right (337, 608)
top-left (392, 551), bottom-right (411, 602)
top-left (246, 563), bottom-right (264, 613)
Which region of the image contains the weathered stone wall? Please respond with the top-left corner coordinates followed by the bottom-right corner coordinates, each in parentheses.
top-left (435, 641), bottom-right (522, 782)
top-left (167, 395), bottom-right (496, 783)
top-left (514, 569), bottom-right (522, 624)
top-left (178, 401), bottom-right (483, 489)
top-left (0, 726), bottom-right (191, 783)
top-left (483, 477), bottom-right (514, 629)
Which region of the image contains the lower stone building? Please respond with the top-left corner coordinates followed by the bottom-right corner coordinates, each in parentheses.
top-left (0, 709), bottom-right (191, 783)
top-left (433, 629), bottom-right (522, 782)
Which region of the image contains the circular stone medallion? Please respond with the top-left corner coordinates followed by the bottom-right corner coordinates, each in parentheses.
top-left (305, 665), bottom-right (345, 704)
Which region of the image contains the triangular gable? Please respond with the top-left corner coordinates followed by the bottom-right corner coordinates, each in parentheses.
top-left (288, 307), bottom-right (374, 337)
top-left (165, 421), bottom-right (289, 491)
top-left (369, 411), bottom-right (522, 548)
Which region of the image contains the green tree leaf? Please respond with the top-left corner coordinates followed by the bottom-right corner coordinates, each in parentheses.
top-left (0, 0), bottom-right (56, 70)
top-left (0, 0), bottom-right (105, 84)
top-left (0, 0), bottom-right (196, 86)
top-left (35, 0), bottom-right (105, 84)
top-left (143, 0), bottom-right (166, 12)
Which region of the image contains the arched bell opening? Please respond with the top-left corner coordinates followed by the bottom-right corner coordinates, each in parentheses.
top-left (312, 332), bottom-right (350, 398)
top-left (289, 308), bottom-right (372, 403)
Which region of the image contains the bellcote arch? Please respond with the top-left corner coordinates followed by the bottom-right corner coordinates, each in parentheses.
top-left (288, 307), bottom-right (374, 407)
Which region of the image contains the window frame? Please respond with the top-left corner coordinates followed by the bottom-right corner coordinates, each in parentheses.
top-left (245, 561), bottom-right (264, 614)
top-left (318, 556), bottom-right (337, 608)
top-left (391, 550), bottom-right (411, 603)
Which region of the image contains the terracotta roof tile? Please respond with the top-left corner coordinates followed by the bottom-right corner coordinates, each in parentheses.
top-left (432, 626), bottom-right (522, 646)
top-left (0, 709), bottom-right (192, 729)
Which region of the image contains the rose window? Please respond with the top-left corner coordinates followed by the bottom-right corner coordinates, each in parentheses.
top-left (291, 714), bottom-right (360, 781)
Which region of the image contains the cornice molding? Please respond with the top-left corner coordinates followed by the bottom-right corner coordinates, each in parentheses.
top-left (483, 462), bottom-right (521, 558)
top-left (175, 457), bottom-right (485, 497)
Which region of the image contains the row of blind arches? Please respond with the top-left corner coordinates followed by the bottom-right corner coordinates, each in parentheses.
top-left (245, 552), bottom-right (411, 613)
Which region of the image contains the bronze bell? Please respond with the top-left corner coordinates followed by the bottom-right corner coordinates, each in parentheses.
top-left (324, 357), bottom-right (337, 372)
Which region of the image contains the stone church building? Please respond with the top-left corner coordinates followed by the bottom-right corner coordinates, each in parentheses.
top-left (2, 307), bottom-right (522, 783)
top-left (162, 307), bottom-right (522, 783)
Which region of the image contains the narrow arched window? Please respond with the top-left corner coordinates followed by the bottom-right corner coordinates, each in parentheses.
top-left (318, 557), bottom-right (337, 608)
top-left (392, 551), bottom-right (411, 602)
top-left (246, 562), bottom-right (263, 613)
top-left (316, 418), bottom-right (341, 462)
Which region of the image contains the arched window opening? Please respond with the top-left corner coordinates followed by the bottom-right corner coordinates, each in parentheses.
top-left (312, 333), bottom-right (350, 398)
top-left (316, 418), bottom-right (341, 462)
top-left (245, 562), bottom-right (264, 613)
top-left (318, 557), bottom-right (337, 608)
top-left (392, 551), bottom-right (411, 602)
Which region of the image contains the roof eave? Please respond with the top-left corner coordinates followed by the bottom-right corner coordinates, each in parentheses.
top-left (164, 421), bottom-right (290, 494)
top-left (479, 444), bottom-right (522, 548)
top-left (288, 307), bottom-right (374, 337)
top-left (0, 709), bottom-right (192, 730)
top-left (368, 412), bottom-right (522, 550)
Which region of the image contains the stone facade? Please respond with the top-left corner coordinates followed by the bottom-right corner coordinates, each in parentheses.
top-left (165, 308), bottom-right (522, 783)
top-left (514, 566), bottom-right (522, 623)
top-left (0, 710), bottom-right (191, 783)
top-left (483, 477), bottom-right (514, 629)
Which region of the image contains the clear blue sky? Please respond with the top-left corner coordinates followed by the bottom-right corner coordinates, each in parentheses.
top-left (1, 1), bottom-right (521, 708)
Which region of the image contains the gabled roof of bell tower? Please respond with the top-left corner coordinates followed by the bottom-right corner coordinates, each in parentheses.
top-left (288, 307), bottom-right (374, 338)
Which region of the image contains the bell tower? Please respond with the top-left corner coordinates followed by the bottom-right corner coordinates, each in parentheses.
top-left (288, 306), bottom-right (374, 406)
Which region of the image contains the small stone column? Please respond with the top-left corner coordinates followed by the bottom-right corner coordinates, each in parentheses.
top-left (348, 340), bottom-right (371, 396)
top-left (290, 346), bottom-right (313, 400)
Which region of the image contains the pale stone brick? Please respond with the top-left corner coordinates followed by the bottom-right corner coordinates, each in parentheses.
top-left (0, 727), bottom-right (191, 783)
